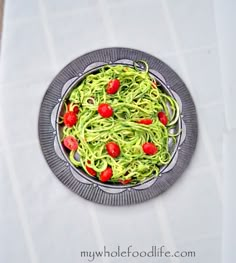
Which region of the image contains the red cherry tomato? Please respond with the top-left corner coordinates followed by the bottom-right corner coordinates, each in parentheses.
top-left (86, 166), bottom-right (96, 176)
top-left (100, 167), bottom-right (113, 182)
top-left (158, 112), bottom-right (168, 126)
top-left (63, 136), bottom-right (78, 151)
top-left (84, 160), bottom-right (96, 176)
top-left (85, 165), bottom-right (97, 176)
top-left (106, 79), bottom-right (120, 94)
top-left (119, 178), bottom-right (131, 185)
top-left (138, 119), bottom-right (153, 125)
top-left (68, 103), bottom-right (79, 114)
top-left (63, 111), bottom-right (77, 127)
top-left (106, 142), bottom-right (121, 158)
top-left (98, 103), bottom-right (113, 118)
top-left (142, 142), bottom-right (158, 155)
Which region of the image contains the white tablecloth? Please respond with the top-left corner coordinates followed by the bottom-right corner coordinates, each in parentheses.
top-left (1, 0), bottom-right (235, 262)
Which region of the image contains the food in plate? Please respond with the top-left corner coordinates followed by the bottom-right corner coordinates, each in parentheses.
top-left (59, 61), bottom-right (180, 185)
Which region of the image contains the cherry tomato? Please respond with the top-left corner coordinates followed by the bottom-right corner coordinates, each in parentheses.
top-left (86, 166), bottom-right (96, 176)
top-left (158, 112), bottom-right (168, 126)
top-left (119, 178), bottom-right (131, 185)
top-left (98, 103), bottom-right (113, 118)
top-left (106, 79), bottom-right (120, 94)
top-left (106, 142), bottom-right (121, 158)
top-left (138, 119), bottom-right (153, 125)
top-left (63, 111), bottom-right (77, 127)
top-left (100, 167), bottom-right (113, 182)
top-left (68, 103), bottom-right (79, 114)
top-left (142, 142), bottom-right (158, 155)
top-left (63, 136), bottom-right (78, 151)
top-left (85, 165), bottom-right (97, 176)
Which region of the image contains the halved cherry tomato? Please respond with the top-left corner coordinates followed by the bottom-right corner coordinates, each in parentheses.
top-left (138, 119), bottom-right (153, 125)
top-left (106, 79), bottom-right (120, 94)
top-left (119, 178), bottom-right (131, 185)
top-left (98, 103), bottom-right (113, 118)
top-left (63, 136), bottom-right (78, 151)
top-left (158, 112), bottom-right (168, 126)
top-left (100, 167), bottom-right (113, 182)
top-left (85, 164), bottom-right (96, 177)
top-left (142, 142), bottom-right (158, 155)
top-left (68, 103), bottom-right (79, 114)
top-left (86, 166), bottom-right (96, 176)
top-left (63, 111), bottom-right (77, 127)
top-left (85, 160), bottom-right (96, 176)
top-left (106, 142), bottom-right (121, 158)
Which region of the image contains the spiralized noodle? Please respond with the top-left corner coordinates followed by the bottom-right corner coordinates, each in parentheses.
top-left (61, 62), bottom-right (180, 184)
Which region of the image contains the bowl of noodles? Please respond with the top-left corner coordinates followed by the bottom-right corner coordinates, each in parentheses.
top-left (39, 47), bottom-right (197, 205)
top-left (56, 61), bottom-right (182, 186)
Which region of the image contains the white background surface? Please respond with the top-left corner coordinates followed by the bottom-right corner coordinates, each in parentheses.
top-left (0, 0), bottom-right (235, 262)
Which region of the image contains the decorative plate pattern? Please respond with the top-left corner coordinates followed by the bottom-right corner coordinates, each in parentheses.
top-left (38, 48), bottom-right (198, 205)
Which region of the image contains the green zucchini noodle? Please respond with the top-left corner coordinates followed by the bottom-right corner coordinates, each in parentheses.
top-left (60, 61), bottom-right (180, 185)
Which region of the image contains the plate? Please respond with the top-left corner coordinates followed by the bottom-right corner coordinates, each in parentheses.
top-left (38, 47), bottom-right (198, 205)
